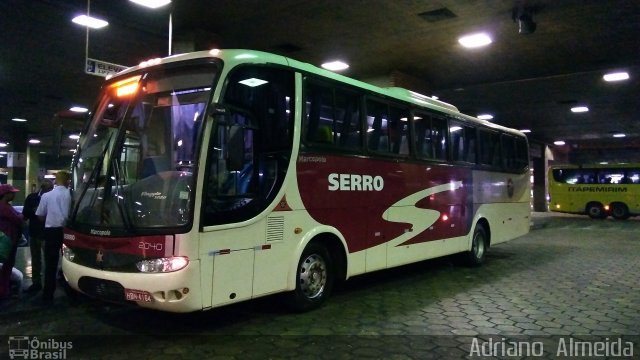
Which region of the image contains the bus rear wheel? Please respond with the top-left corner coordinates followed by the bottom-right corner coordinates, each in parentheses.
top-left (464, 224), bottom-right (488, 267)
top-left (611, 202), bottom-right (630, 220)
top-left (586, 202), bottom-right (607, 219)
top-left (286, 242), bottom-right (334, 312)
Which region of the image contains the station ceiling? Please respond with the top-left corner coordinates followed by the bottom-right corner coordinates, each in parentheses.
top-left (1, 0), bottom-right (639, 166)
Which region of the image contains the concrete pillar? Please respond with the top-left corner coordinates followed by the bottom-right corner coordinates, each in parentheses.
top-left (6, 128), bottom-right (27, 205)
top-left (26, 145), bottom-right (42, 197)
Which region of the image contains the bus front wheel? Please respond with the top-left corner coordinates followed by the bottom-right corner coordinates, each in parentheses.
top-left (464, 224), bottom-right (488, 267)
top-left (586, 202), bottom-right (607, 219)
top-left (287, 242), bottom-right (334, 312)
top-left (611, 202), bottom-right (630, 220)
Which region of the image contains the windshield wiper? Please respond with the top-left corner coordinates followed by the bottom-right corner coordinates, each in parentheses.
top-left (72, 134), bottom-right (113, 221)
top-left (111, 156), bottom-right (133, 230)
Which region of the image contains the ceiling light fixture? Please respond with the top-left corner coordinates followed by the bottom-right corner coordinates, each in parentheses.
top-left (29, 139), bottom-right (41, 144)
top-left (571, 106), bottom-right (589, 113)
top-left (129, 0), bottom-right (171, 9)
top-left (0, 143), bottom-right (7, 148)
top-left (477, 114), bottom-right (494, 120)
top-left (553, 140), bottom-right (566, 146)
top-left (321, 61), bottom-right (349, 71)
top-left (603, 72), bottom-right (629, 82)
top-left (520, 129), bottom-right (531, 133)
top-left (11, 118), bottom-right (27, 122)
top-left (71, 15), bottom-right (109, 29)
top-left (70, 106), bottom-right (89, 113)
top-left (458, 33), bottom-right (492, 48)
top-left (69, 134), bottom-right (81, 140)
top-left (613, 133), bottom-right (626, 138)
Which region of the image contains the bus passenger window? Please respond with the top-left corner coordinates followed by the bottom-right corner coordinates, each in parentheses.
top-left (303, 80), bottom-right (361, 151)
top-left (431, 117), bottom-right (448, 161)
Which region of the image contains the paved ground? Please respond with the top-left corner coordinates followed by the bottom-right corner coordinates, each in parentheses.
top-left (1, 212), bottom-right (639, 359)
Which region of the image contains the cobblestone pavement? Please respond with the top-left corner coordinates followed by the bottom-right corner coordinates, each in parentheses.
top-left (1, 212), bottom-right (639, 359)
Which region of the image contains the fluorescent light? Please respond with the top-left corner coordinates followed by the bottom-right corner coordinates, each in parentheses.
top-left (520, 129), bottom-right (531, 133)
top-left (553, 140), bottom-right (566, 146)
top-left (70, 106), bottom-right (88, 113)
top-left (450, 126), bottom-right (463, 132)
top-left (571, 106), bottom-right (589, 113)
top-left (0, 143), bottom-right (7, 148)
top-left (458, 33), bottom-right (492, 48)
top-left (29, 139), bottom-right (41, 144)
top-left (129, 0), bottom-right (171, 8)
top-left (477, 114), bottom-right (493, 120)
top-left (603, 72), bottom-right (629, 82)
top-left (238, 78), bottom-right (268, 87)
top-left (321, 61), bottom-right (349, 71)
top-left (11, 118), bottom-right (27, 122)
top-left (69, 134), bottom-right (80, 140)
top-left (613, 133), bottom-right (626, 138)
top-left (71, 15), bottom-right (109, 29)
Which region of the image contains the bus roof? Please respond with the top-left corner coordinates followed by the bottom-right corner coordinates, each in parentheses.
top-left (116, 49), bottom-right (525, 137)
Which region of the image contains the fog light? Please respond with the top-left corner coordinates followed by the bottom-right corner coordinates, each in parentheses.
top-left (136, 256), bottom-right (189, 273)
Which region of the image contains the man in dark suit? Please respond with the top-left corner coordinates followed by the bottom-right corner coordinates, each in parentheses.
top-left (22, 179), bottom-right (53, 294)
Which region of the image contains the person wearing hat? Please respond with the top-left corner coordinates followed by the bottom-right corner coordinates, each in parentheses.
top-left (35, 171), bottom-right (71, 303)
top-left (0, 184), bottom-right (24, 300)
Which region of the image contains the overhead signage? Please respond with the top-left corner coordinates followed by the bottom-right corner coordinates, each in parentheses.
top-left (85, 58), bottom-right (128, 77)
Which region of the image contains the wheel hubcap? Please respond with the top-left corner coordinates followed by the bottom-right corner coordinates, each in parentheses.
top-left (299, 254), bottom-right (327, 299)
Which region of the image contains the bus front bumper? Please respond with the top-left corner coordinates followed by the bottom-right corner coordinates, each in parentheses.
top-left (62, 257), bottom-right (202, 313)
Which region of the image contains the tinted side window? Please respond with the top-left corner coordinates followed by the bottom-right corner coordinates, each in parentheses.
top-left (515, 136), bottom-right (529, 171)
top-left (303, 80), bottom-right (361, 151)
top-left (502, 135), bottom-right (517, 171)
top-left (478, 130), bottom-right (500, 167)
top-left (366, 100), bottom-right (410, 156)
top-left (202, 66), bottom-right (294, 226)
top-left (433, 117), bottom-right (448, 161)
top-left (450, 121), bottom-right (465, 162)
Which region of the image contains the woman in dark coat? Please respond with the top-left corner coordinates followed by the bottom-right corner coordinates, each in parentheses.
top-left (0, 184), bottom-right (24, 299)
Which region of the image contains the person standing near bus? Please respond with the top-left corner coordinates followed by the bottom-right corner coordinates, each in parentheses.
top-left (0, 184), bottom-right (24, 300)
top-left (22, 179), bottom-right (54, 294)
top-left (35, 172), bottom-right (71, 303)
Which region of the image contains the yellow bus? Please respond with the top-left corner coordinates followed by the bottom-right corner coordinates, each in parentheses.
top-left (548, 164), bottom-right (640, 219)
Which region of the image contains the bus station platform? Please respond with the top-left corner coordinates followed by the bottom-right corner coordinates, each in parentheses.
top-left (1, 212), bottom-right (639, 358)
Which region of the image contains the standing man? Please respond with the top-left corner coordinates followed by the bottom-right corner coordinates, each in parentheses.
top-left (35, 171), bottom-right (71, 303)
top-left (22, 179), bottom-right (54, 294)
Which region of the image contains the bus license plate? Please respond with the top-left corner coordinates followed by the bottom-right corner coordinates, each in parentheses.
top-left (125, 289), bottom-right (152, 302)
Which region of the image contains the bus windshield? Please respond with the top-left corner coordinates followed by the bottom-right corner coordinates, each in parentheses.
top-left (70, 63), bottom-right (219, 231)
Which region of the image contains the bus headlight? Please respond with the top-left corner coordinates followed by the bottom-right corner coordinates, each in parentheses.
top-left (136, 257), bottom-right (189, 273)
top-left (62, 245), bottom-right (75, 262)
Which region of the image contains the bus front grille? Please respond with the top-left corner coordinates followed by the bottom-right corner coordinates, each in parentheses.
top-left (78, 276), bottom-right (126, 303)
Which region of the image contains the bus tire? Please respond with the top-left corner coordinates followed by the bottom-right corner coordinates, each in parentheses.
top-left (611, 202), bottom-right (630, 220)
top-left (586, 202), bottom-right (607, 219)
top-left (465, 224), bottom-right (488, 267)
top-left (286, 242), bottom-right (334, 312)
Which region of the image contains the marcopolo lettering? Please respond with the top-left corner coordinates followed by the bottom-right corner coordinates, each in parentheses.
top-left (328, 173), bottom-right (384, 191)
top-left (568, 186), bottom-right (628, 193)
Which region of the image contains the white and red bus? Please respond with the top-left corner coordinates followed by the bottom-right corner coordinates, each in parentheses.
top-left (62, 49), bottom-right (530, 312)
